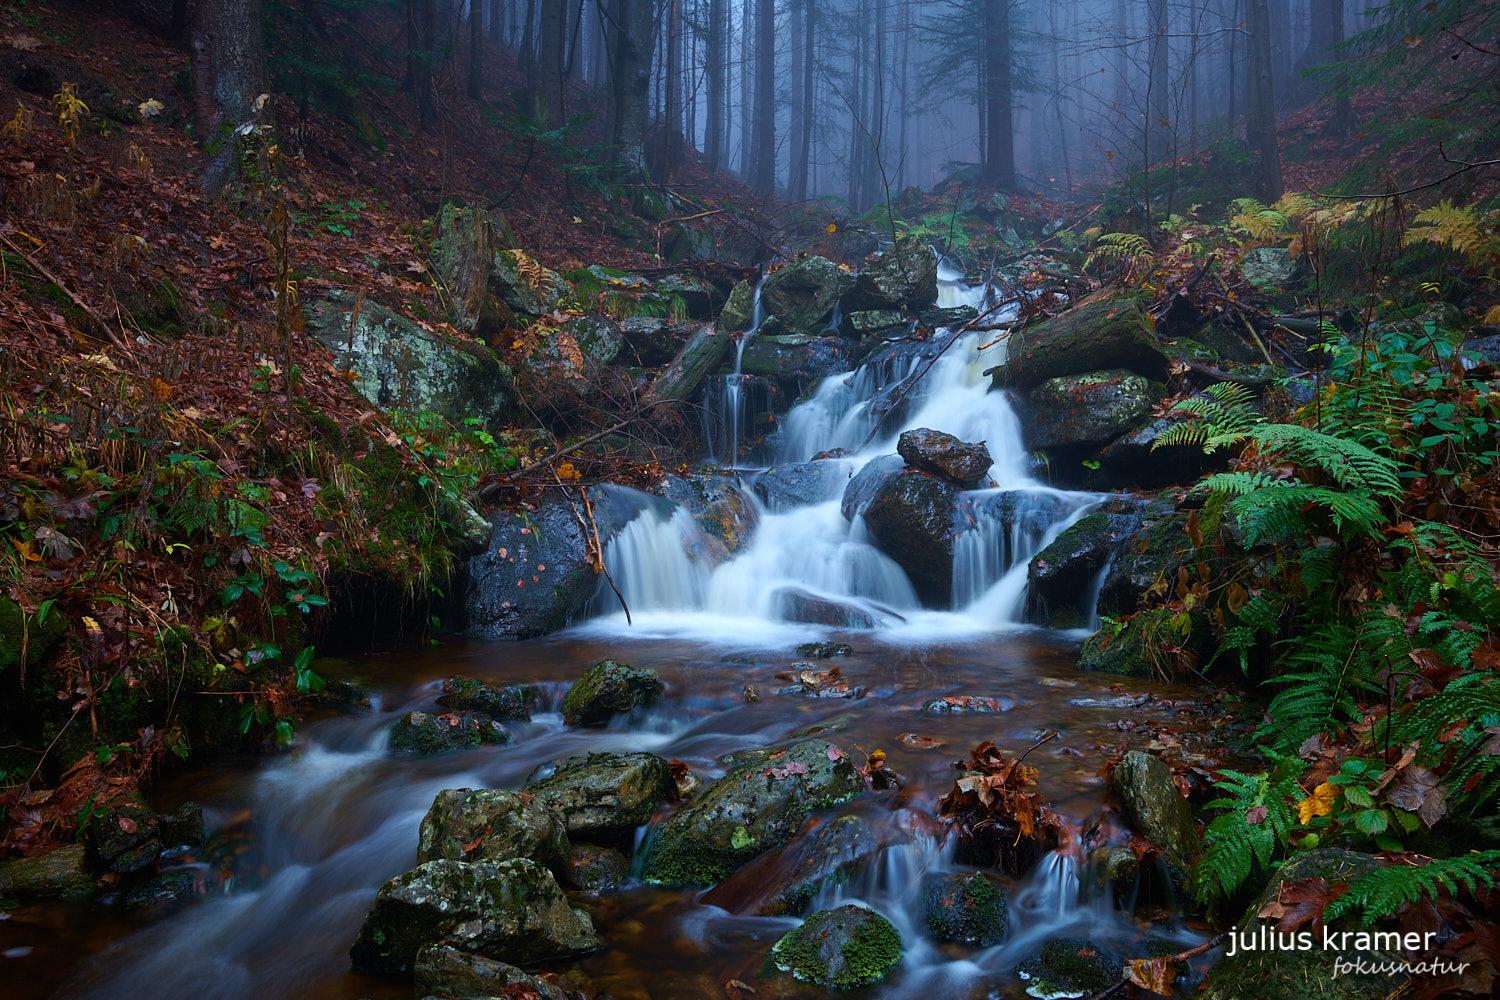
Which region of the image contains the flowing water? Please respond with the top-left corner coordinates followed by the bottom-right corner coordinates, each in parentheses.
top-left (11, 266), bottom-right (1223, 999)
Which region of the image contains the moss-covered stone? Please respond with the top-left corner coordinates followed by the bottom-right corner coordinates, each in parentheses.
top-left (1019, 369), bottom-right (1160, 451)
top-left (560, 660), bottom-right (664, 727)
top-left (91, 801), bottom-right (162, 875)
top-left (558, 842), bottom-right (630, 892)
top-left (524, 751), bottom-right (671, 835)
top-left (996, 287), bottom-right (1168, 389)
top-left (1113, 751), bottom-right (1200, 868)
top-left (772, 904), bottom-right (902, 989)
top-left (417, 788), bottom-right (570, 869)
top-left (1016, 937), bottom-right (1119, 999)
top-left (720, 280), bottom-right (755, 332)
top-left (760, 256), bottom-right (856, 335)
top-left (491, 249), bottom-right (569, 316)
top-left (640, 738), bottom-right (863, 886)
top-left (703, 813), bottom-right (888, 916)
top-left (0, 844), bottom-right (94, 900)
top-left (843, 235), bottom-right (939, 312)
top-left (389, 709), bottom-right (511, 755)
top-left (654, 473), bottom-right (759, 557)
top-left (436, 676), bottom-right (535, 721)
top-left (0, 596), bottom-right (69, 673)
top-left (414, 943), bottom-right (571, 1000)
top-left (122, 869), bottom-right (199, 914)
top-left (796, 642), bottom-right (854, 659)
top-left (924, 871), bottom-right (1008, 946)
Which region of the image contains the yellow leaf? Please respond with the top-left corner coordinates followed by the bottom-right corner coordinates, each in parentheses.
top-left (556, 462), bottom-right (581, 481)
top-left (1296, 782), bottom-right (1340, 824)
top-left (826, 222), bottom-right (837, 234)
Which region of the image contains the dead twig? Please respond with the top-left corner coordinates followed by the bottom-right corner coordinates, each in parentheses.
top-left (557, 481), bottom-right (631, 625)
top-left (0, 228), bottom-right (126, 347)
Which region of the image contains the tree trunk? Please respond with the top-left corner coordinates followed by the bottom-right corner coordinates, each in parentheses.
top-left (981, 0), bottom-right (1013, 189)
top-left (662, 0), bottom-right (680, 181)
top-left (537, 0), bottom-right (565, 124)
top-left (788, 0), bottom-right (804, 196)
top-left (1247, 0), bottom-right (1283, 199)
top-left (705, 0), bottom-right (725, 172)
top-left (606, 0), bottom-right (653, 183)
top-left (489, 0), bottom-right (502, 45)
top-left (791, 0), bottom-right (815, 202)
top-left (191, 0), bottom-right (268, 131)
top-left (468, 0), bottom-right (483, 98)
top-left (748, 0), bottom-right (776, 193)
top-left (1147, 0), bottom-right (1170, 164)
top-left (170, 0), bottom-right (190, 39)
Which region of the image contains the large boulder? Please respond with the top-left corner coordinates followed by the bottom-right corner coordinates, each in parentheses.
top-left (771, 904), bottom-right (902, 989)
top-left (436, 676), bottom-right (535, 722)
top-left (417, 789), bottom-right (570, 869)
top-left (464, 495), bottom-right (605, 640)
top-left (774, 588), bottom-right (879, 629)
top-left (1026, 501), bottom-right (1146, 627)
top-left (993, 288), bottom-right (1168, 389)
top-left (753, 459), bottom-right (856, 511)
top-left (702, 813), bottom-right (892, 916)
top-left (841, 455), bottom-right (960, 607)
top-left (719, 279), bottom-right (756, 332)
top-left (1016, 936), bottom-right (1119, 998)
top-left (0, 844), bottom-right (94, 900)
top-left (1018, 369), bottom-right (1160, 453)
top-left (560, 660), bottom-right (664, 726)
top-left (897, 428), bottom-right (993, 487)
top-left (1095, 413), bottom-right (1223, 489)
top-left (640, 739), bottom-right (863, 885)
top-left (654, 473), bottom-right (758, 555)
top-left (524, 751), bottom-right (672, 835)
top-left (924, 871), bottom-right (1007, 946)
top-left (655, 273), bottom-right (719, 319)
top-left (741, 334), bottom-right (851, 392)
top-left (843, 235), bottom-right (939, 312)
top-left (491, 249), bottom-right (569, 316)
top-left (760, 256), bottom-right (856, 335)
top-left (1112, 751), bottom-right (1199, 868)
top-left (649, 323), bottom-right (735, 404)
top-left (617, 316), bottom-right (684, 366)
top-left (349, 858), bottom-right (596, 975)
top-left (413, 944), bottom-right (570, 1000)
top-left (1239, 246), bottom-right (1306, 290)
top-left (304, 290), bottom-right (513, 432)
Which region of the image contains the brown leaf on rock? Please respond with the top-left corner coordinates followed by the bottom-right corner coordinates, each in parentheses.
top-left (1124, 956), bottom-right (1176, 995)
top-left (1271, 876), bottom-right (1349, 936)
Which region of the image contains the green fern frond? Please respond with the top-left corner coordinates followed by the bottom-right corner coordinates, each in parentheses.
top-left (1084, 232), bottom-right (1152, 272)
top-left (1402, 199), bottom-right (1500, 266)
top-left (1328, 852), bottom-right (1500, 922)
top-left (1244, 423), bottom-right (1403, 498)
top-left (1197, 760), bottom-right (1305, 905)
top-left (1154, 383), bottom-right (1264, 454)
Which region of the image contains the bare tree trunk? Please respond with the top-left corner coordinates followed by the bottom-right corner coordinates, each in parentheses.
top-left (1247, 0), bottom-right (1283, 199)
top-left (489, 0), bottom-right (502, 44)
top-left (1147, 0), bottom-right (1170, 164)
top-left (748, 0), bottom-right (776, 193)
top-left (191, 0), bottom-right (267, 131)
top-left (663, 0), bottom-right (680, 181)
top-left (705, 0), bottom-right (725, 172)
top-left (468, 0), bottom-right (483, 98)
top-left (981, 0), bottom-right (1013, 188)
top-left (606, 0), bottom-right (653, 183)
top-left (790, 0), bottom-right (815, 201)
top-left (537, 0), bottom-right (565, 124)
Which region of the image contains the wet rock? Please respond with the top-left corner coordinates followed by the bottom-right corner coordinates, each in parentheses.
top-left (584, 264), bottom-right (650, 291)
top-left (1088, 845), bottom-right (1192, 915)
top-left (753, 459), bottom-right (855, 511)
top-left (1462, 330), bottom-right (1500, 368)
top-left (304, 289), bottom-right (513, 432)
top-left (122, 869), bottom-right (199, 914)
top-left (417, 789), bottom-right (570, 869)
top-left (774, 588), bottom-right (877, 629)
top-left (565, 313), bottom-right (624, 366)
top-left (1026, 501), bottom-right (1146, 627)
top-left (842, 454), bottom-right (960, 607)
top-left (655, 473), bottom-right (758, 555)
top-left (655, 273), bottom-right (719, 319)
top-left (464, 495), bottom-right (606, 640)
top-left (1238, 246), bottom-right (1307, 290)
top-left (650, 323), bottom-right (736, 405)
top-left (0, 844), bottom-right (94, 900)
top-left (390, 710), bottom-right (511, 755)
top-left (797, 642), bottom-right (854, 659)
top-left (1113, 751), bottom-right (1199, 868)
top-left (560, 660), bottom-right (664, 727)
top-left (1016, 936), bottom-right (1119, 998)
top-left (843, 309), bottom-right (911, 339)
top-left (760, 256), bottom-right (856, 335)
top-left (617, 315), bottom-right (684, 366)
top-left (741, 334), bottom-right (850, 392)
top-left (1095, 414), bottom-right (1222, 489)
top-left (719, 279), bottom-right (756, 332)
top-left (921, 303), bottom-right (979, 329)
top-left (525, 751), bottom-right (672, 835)
top-left (350, 857), bottom-right (597, 975)
top-left (414, 943), bottom-right (571, 1000)
top-left (558, 843), bottom-right (630, 893)
top-left (1018, 369), bottom-right (1160, 452)
top-left (771, 904), bottom-right (902, 989)
top-left (1096, 502), bottom-right (1203, 617)
top-left (703, 814), bottom-right (889, 916)
top-left (157, 801), bottom-right (207, 850)
top-left (993, 287), bottom-right (1168, 389)
top-left (897, 428), bottom-right (994, 486)
top-left (640, 738), bottom-right (864, 885)
top-left (1200, 850), bottom-right (1401, 1000)
top-left (844, 235), bottom-right (939, 313)
top-left (437, 676), bottom-right (535, 722)
top-left (924, 871), bottom-right (1007, 946)
top-left (491, 249), bottom-right (568, 315)
top-left (1077, 606), bottom-right (1211, 678)
top-left (92, 803), bottom-right (162, 875)
top-left (921, 695), bottom-right (1015, 714)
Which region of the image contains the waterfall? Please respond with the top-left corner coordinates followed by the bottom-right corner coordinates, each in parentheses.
top-left (584, 259), bottom-right (1102, 635)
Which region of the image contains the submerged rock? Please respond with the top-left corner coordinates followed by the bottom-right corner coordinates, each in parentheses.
top-left (560, 660), bottom-right (664, 727)
top-left (921, 695), bottom-right (1015, 714)
top-left (1112, 751), bottom-right (1199, 868)
top-left (924, 871), bottom-right (1007, 946)
top-left (771, 904), bottom-right (902, 989)
top-left (796, 641), bottom-right (854, 659)
top-left (389, 710), bottom-right (511, 755)
top-left (349, 858), bottom-right (596, 975)
top-left (122, 869), bottom-right (199, 914)
top-left (417, 789), bottom-right (570, 869)
top-left (524, 751), bottom-right (672, 835)
top-left (896, 428), bottom-right (993, 486)
top-left (0, 844), bottom-right (94, 900)
top-left (436, 676), bottom-right (535, 721)
top-left (413, 943), bottom-right (571, 1000)
top-left (1016, 936), bottom-right (1119, 999)
top-left (640, 738), bottom-right (863, 885)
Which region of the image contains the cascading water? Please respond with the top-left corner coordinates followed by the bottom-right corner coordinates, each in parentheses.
top-left (702, 279), bottom-right (767, 469)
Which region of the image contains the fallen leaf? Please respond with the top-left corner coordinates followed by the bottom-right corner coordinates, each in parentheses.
top-left (1124, 956), bottom-right (1175, 995)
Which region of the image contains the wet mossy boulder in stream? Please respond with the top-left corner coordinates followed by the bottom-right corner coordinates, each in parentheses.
top-left (91, 802), bottom-right (162, 875)
top-left (897, 428), bottom-right (994, 487)
top-left (303, 289), bottom-right (514, 432)
top-left (993, 287), bottom-right (1168, 389)
top-left (640, 738), bottom-right (863, 886)
top-left (122, 869), bottom-right (200, 914)
top-left (1200, 850), bottom-right (1403, 1000)
top-left (417, 789), bottom-right (570, 869)
top-left (464, 495), bottom-right (608, 641)
top-left (390, 710), bottom-right (511, 755)
top-left (741, 334), bottom-right (851, 392)
top-left (0, 844), bottom-right (94, 900)
top-left (841, 454), bottom-right (959, 607)
top-left (720, 279), bottom-right (756, 332)
top-left (649, 322), bottom-right (736, 405)
top-left (754, 459), bottom-right (856, 511)
top-left (524, 751), bottom-right (672, 835)
top-left (558, 842), bottom-right (630, 892)
top-left (797, 641), bottom-right (854, 659)
top-left (655, 473), bottom-right (759, 556)
top-left (703, 813), bottom-right (891, 916)
top-left (760, 256), bottom-right (857, 335)
top-left (1018, 369), bottom-right (1161, 453)
top-left (560, 661), bottom-right (664, 727)
top-left (774, 588), bottom-right (878, 629)
top-left (1026, 500), bottom-right (1146, 627)
top-left (1078, 606), bottom-right (1211, 679)
top-left (414, 943), bottom-right (571, 1000)
top-left (843, 235), bottom-right (939, 312)
top-left (924, 871), bottom-right (1008, 946)
top-left (1112, 750), bottom-right (1200, 868)
top-left (1016, 936), bottom-right (1120, 998)
top-left (771, 904), bottom-right (902, 989)
top-left (349, 857), bottom-right (597, 976)
top-left (437, 676), bottom-right (536, 721)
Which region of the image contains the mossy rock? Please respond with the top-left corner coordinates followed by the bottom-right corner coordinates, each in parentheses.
top-left (772, 904), bottom-right (902, 989)
top-left (796, 642), bottom-right (854, 659)
top-left (414, 943), bottom-right (571, 1000)
top-left (760, 256), bottom-right (856, 335)
top-left (1113, 750), bottom-right (1200, 868)
top-left (1077, 606), bottom-right (1209, 679)
top-left (720, 279), bottom-right (755, 332)
top-left (558, 842), bottom-right (630, 892)
top-left (924, 871), bottom-right (1008, 946)
top-left (389, 710), bottom-right (511, 755)
top-left (1019, 368), bottom-right (1161, 452)
top-left (1016, 936), bottom-right (1119, 999)
top-left (417, 788), bottom-right (570, 869)
top-left (524, 751), bottom-right (672, 835)
top-left (436, 676), bottom-right (536, 721)
top-left (91, 802), bottom-right (162, 875)
top-left (842, 234), bottom-right (939, 312)
top-left (122, 869), bottom-right (199, 914)
top-left (560, 660), bottom-right (664, 727)
top-left (996, 287), bottom-right (1168, 389)
top-left (702, 813), bottom-right (889, 916)
top-left (0, 844), bottom-right (94, 900)
top-left (654, 473), bottom-right (759, 556)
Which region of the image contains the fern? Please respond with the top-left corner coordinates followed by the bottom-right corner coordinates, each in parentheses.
top-left (1153, 382), bottom-right (1264, 452)
top-left (1402, 200), bottom-right (1500, 267)
top-left (1328, 852), bottom-right (1500, 922)
top-left (1084, 232), bottom-right (1152, 273)
top-left (1243, 423), bottom-right (1403, 498)
top-left (1394, 671), bottom-right (1500, 812)
top-left (1229, 197), bottom-right (1290, 241)
top-left (1264, 618), bottom-right (1381, 750)
top-left (1198, 760), bottom-right (1304, 905)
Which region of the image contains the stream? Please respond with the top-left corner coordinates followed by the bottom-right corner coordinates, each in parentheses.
top-left (11, 266), bottom-right (1225, 999)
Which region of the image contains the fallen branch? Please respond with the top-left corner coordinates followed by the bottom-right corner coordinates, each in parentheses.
top-left (0, 228), bottom-right (126, 347)
top-left (1085, 931), bottom-right (1231, 1000)
top-left (558, 482), bottom-right (631, 626)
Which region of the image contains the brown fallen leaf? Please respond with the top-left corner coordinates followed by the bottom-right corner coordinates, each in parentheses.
top-left (1124, 956), bottom-right (1175, 995)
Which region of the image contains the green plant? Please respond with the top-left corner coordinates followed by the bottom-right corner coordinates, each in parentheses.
top-left (1326, 852), bottom-right (1500, 923)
